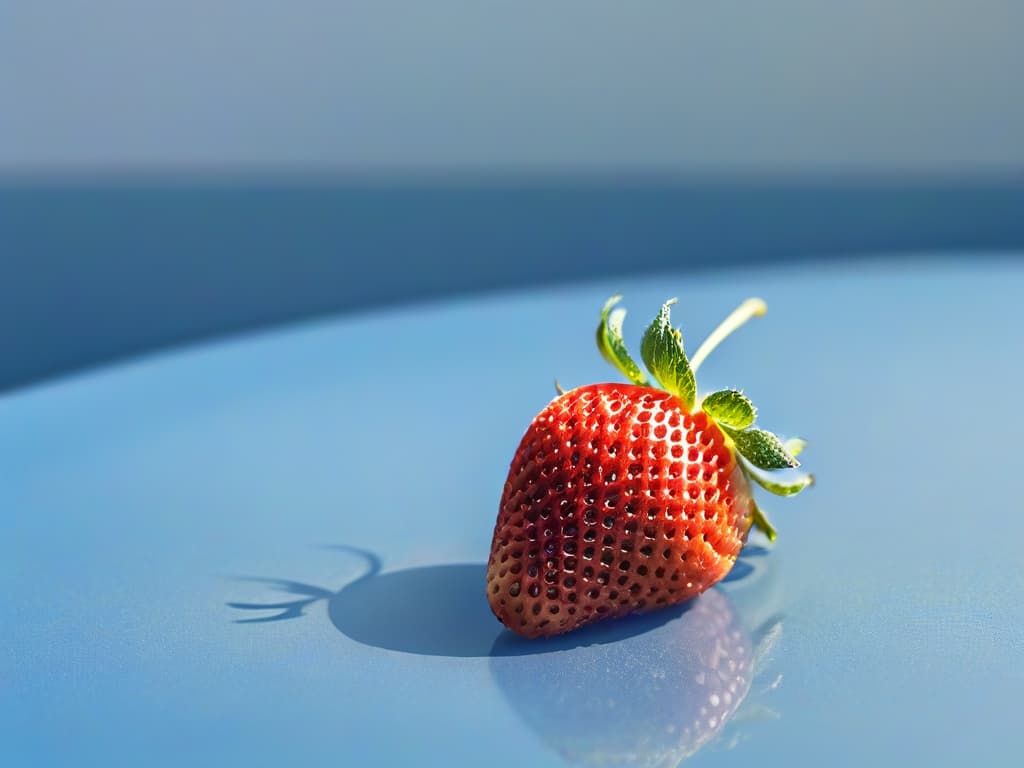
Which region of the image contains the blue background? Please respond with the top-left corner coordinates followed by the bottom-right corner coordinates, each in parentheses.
top-left (3, 4), bottom-right (1024, 765)
top-left (4, 179), bottom-right (1024, 391)
top-left (4, 3), bottom-right (1024, 174)
top-left (3, 2), bottom-right (1024, 392)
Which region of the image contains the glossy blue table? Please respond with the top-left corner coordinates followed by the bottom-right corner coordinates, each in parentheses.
top-left (4, 259), bottom-right (1022, 766)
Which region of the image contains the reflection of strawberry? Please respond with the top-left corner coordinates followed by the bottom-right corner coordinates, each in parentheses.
top-left (491, 589), bottom-right (761, 768)
top-left (488, 296), bottom-right (811, 637)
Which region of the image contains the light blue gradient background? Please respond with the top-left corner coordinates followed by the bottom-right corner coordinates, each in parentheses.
top-left (3, 2), bottom-right (1023, 174)
top-left (4, 2), bottom-right (1024, 391)
top-left (3, 259), bottom-right (1022, 766)
top-left (4, 5), bottom-right (1023, 763)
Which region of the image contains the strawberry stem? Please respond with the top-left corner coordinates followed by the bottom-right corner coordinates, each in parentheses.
top-left (690, 298), bottom-right (767, 373)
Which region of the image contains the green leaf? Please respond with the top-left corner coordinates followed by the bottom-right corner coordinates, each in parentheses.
top-left (701, 389), bottom-right (756, 429)
top-left (724, 426), bottom-right (800, 470)
top-left (639, 299), bottom-right (696, 408)
top-left (745, 466), bottom-right (815, 496)
top-left (596, 296), bottom-right (648, 385)
top-left (783, 437), bottom-right (807, 457)
top-left (750, 499), bottom-right (778, 542)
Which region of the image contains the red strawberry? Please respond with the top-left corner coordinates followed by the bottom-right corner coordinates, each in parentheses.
top-left (487, 296), bottom-right (811, 637)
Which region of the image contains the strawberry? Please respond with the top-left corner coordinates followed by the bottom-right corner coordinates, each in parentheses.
top-left (487, 296), bottom-right (811, 637)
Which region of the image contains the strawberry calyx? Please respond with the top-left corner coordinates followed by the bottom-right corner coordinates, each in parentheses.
top-left (640, 298), bottom-right (697, 409)
top-left (596, 295), bottom-right (650, 387)
top-left (750, 499), bottom-right (779, 543)
top-left (593, 295), bottom-right (813, 541)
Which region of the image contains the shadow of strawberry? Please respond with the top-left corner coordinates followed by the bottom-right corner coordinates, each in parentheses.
top-left (229, 546), bottom-right (695, 657)
top-left (226, 544), bottom-right (775, 663)
top-left (228, 544), bottom-right (783, 762)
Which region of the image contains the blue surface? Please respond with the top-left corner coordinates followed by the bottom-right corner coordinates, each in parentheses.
top-left (3, 259), bottom-right (1023, 766)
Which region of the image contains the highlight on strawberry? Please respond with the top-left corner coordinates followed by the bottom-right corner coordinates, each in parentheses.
top-left (486, 295), bottom-right (812, 638)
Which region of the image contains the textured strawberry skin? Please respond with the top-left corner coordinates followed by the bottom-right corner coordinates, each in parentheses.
top-left (487, 383), bottom-right (753, 638)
